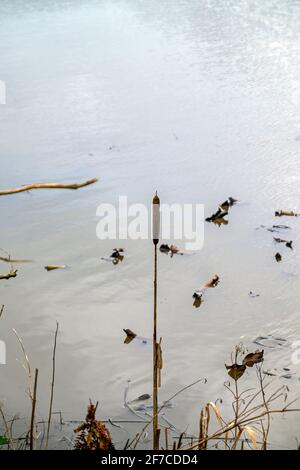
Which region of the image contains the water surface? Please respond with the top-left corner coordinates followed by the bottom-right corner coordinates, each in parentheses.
top-left (1, 0), bottom-right (300, 449)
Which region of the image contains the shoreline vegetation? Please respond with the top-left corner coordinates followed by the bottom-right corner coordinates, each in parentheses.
top-left (0, 328), bottom-right (299, 450)
top-left (1, 182), bottom-right (300, 450)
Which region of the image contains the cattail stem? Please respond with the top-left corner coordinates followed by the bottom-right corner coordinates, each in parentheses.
top-left (153, 243), bottom-right (159, 449)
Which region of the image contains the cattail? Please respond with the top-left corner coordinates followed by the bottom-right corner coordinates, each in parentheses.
top-left (152, 192), bottom-right (160, 450)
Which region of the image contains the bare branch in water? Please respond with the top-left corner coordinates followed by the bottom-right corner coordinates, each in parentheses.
top-left (0, 178), bottom-right (98, 196)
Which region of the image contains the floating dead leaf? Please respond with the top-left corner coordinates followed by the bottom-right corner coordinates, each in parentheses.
top-left (204, 274), bottom-right (220, 288)
top-left (110, 248), bottom-right (124, 265)
top-left (0, 269), bottom-right (18, 280)
top-left (45, 265), bottom-right (66, 271)
top-left (170, 244), bottom-right (184, 257)
top-left (219, 197), bottom-right (237, 211)
top-left (159, 244), bottom-right (185, 257)
top-left (193, 275), bottom-right (220, 308)
top-left (160, 244), bottom-right (170, 254)
top-left (275, 210), bottom-right (298, 217)
top-left (123, 329), bottom-right (137, 344)
top-left (206, 209), bottom-right (228, 223)
top-left (242, 350), bottom-right (264, 367)
top-left (110, 248), bottom-right (124, 258)
top-left (225, 363), bottom-right (246, 380)
top-left (101, 253), bottom-right (123, 265)
top-left (193, 295), bottom-right (202, 308)
top-left (212, 217), bottom-right (229, 227)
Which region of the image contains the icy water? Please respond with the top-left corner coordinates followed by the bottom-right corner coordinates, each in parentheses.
top-left (0, 0), bottom-right (300, 449)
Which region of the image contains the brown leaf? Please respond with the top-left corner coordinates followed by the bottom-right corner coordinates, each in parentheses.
top-left (123, 329), bottom-right (137, 344)
top-left (242, 350), bottom-right (264, 367)
top-left (225, 363), bottom-right (246, 380)
top-left (45, 265), bottom-right (66, 271)
top-left (204, 274), bottom-right (220, 288)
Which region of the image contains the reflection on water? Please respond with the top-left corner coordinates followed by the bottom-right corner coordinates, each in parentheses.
top-left (1, 0), bottom-right (300, 449)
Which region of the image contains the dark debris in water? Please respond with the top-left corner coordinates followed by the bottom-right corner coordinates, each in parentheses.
top-left (206, 208), bottom-right (228, 224)
top-left (193, 275), bottom-right (220, 308)
top-left (274, 237), bottom-right (293, 249)
top-left (249, 291), bottom-right (260, 298)
top-left (159, 244), bottom-right (184, 257)
top-left (206, 197), bottom-right (237, 226)
top-left (263, 368), bottom-right (300, 380)
top-left (101, 248), bottom-right (124, 265)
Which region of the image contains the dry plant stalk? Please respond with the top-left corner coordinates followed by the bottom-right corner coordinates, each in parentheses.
top-left (185, 346), bottom-right (300, 451)
top-left (74, 401), bottom-right (114, 450)
top-left (30, 369), bottom-right (39, 450)
top-left (45, 322), bottom-right (59, 449)
top-left (12, 329), bottom-right (39, 449)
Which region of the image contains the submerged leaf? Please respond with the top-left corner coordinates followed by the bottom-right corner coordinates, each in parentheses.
top-left (136, 393), bottom-right (151, 401)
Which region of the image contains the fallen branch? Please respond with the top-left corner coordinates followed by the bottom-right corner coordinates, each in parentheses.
top-left (0, 178), bottom-right (98, 196)
top-left (0, 256), bottom-right (32, 263)
top-left (0, 269), bottom-right (17, 280)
